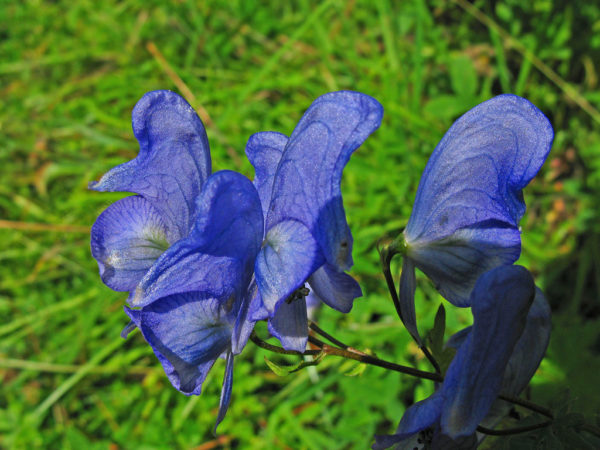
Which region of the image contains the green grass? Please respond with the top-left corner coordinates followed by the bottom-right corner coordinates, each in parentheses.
top-left (1, 0), bottom-right (600, 448)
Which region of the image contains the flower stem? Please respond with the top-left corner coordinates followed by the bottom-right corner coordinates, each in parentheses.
top-left (496, 394), bottom-right (554, 419)
top-left (250, 331), bottom-right (321, 356)
top-left (250, 326), bottom-right (600, 439)
top-left (378, 239), bottom-right (441, 374)
top-left (476, 421), bottom-right (552, 436)
top-left (309, 321), bottom-right (349, 349)
top-left (319, 343), bottom-right (442, 382)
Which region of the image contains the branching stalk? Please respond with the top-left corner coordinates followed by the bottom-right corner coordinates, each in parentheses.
top-left (379, 238), bottom-right (441, 374)
top-left (476, 421), bottom-right (552, 436)
top-left (251, 326), bottom-right (600, 439)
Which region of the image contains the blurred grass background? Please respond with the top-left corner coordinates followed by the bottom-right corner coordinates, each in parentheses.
top-left (1, 0), bottom-right (600, 448)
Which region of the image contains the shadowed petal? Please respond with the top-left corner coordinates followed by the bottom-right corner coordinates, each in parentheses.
top-left (308, 263), bottom-right (361, 313)
top-left (91, 195), bottom-right (173, 291)
top-left (255, 220), bottom-right (323, 314)
top-left (373, 392), bottom-right (444, 449)
top-left (268, 297), bottom-right (309, 352)
top-left (130, 171), bottom-right (263, 307)
top-left (398, 258), bottom-right (420, 343)
top-left (267, 91), bottom-right (383, 271)
top-left (478, 288), bottom-right (551, 435)
top-left (231, 282), bottom-right (260, 355)
top-left (407, 227), bottom-right (521, 307)
top-left (245, 131), bottom-right (288, 218)
top-left (127, 293), bottom-right (232, 395)
top-left (441, 265), bottom-right (535, 438)
top-left (90, 90), bottom-right (211, 238)
top-left (121, 306), bottom-right (141, 339)
top-left (214, 351), bottom-right (234, 433)
top-left (501, 288), bottom-right (551, 396)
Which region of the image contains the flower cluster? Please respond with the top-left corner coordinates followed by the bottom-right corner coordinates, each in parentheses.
top-left (90, 90), bottom-right (383, 428)
top-left (90, 90), bottom-right (554, 444)
top-left (375, 95), bottom-right (554, 448)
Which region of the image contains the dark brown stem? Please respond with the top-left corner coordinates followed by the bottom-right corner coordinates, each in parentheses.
top-left (476, 420), bottom-right (552, 436)
top-left (379, 244), bottom-right (441, 374)
top-left (320, 343), bottom-right (443, 382)
top-left (380, 248), bottom-right (404, 322)
top-left (497, 394), bottom-right (554, 419)
top-left (309, 321), bottom-right (349, 349)
top-left (250, 331), bottom-right (322, 356)
top-left (581, 423), bottom-right (600, 437)
top-left (251, 330), bottom-right (600, 440)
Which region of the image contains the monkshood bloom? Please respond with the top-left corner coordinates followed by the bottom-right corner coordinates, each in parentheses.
top-left (90, 90), bottom-right (211, 292)
top-left (456, 287), bottom-right (551, 442)
top-left (399, 94), bottom-right (553, 342)
top-left (374, 265), bottom-right (550, 449)
top-left (246, 91), bottom-right (383, 351)
top-left (124, 170), bottom-right (264, 429)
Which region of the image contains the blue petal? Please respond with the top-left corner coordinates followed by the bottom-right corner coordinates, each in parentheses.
top-left (430, 432), bottom-right (477, 449)
top-left (214, 351), bottom-right (234, 433)
top-left (186, 170), bottom-right (263, 282)
top-left (91, 195), bottom-right (173, 291)
top-left (407, 227), bottom-right (521, 307)
top-left (305, 291), bottom-right (322, 319)
top-left (127, 292), bottom-right (232, 395)
top-left (405, 95), bottom-right (553, 306)
top-left (501, 287), bottom-right (551, 396)
top-left (395, 392), bottom-right (444, 439)
top-left (406, 94), bottom-right (553, 242)
top-left (479, 288), bottom-right (551, 434)
top-left (373, 391), bottom-right (444, 449)
top-left (249, 282), bottom-right (271, 322)
top-left (373, 433), bottom-right (426, 450)
top-left (131, 251), bottom-right (242, 308)
top-left (90, 90), bottom-right (211, 238)
top-left (445, 326), bottom-right (472, 351)
top-left (255, 220), bottom-right (323, 314)
top-left (266, 91), bottom-right (383, 271)
top-left (440, 265), bottom-right (535, 438)
top-left (268, 297), bottom-right (308, 352)
top-left (130, 171), bottom-right (263, 307)
top-left (245, 131), bottom-right (288, 219)
top-left (231, 283), bottom-right (260, 355)
top-left (308, 263), bottom-right (361, 313)
top-left (120, 320), bottom-right (137, 339)
top-left (398, 258), bottom-right (420, 343)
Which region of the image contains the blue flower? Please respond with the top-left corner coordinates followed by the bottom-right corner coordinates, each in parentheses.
top-left (398, 94), bottom-right (553, 342)
top-left (90, 90), bottom-right (211, 292)
top-left (90, 91), bottom-right (264, 427)
top-left (124, 170), bottom-right (264, 429)
top-left (246, 91), bottom-right (384, 351)
top-left (373, 265), bottom-right (551, 449)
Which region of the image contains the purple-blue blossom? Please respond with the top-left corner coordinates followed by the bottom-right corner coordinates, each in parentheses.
top-left (124, 170), bottom-right (264, 429)
top-left (90, 91), bottom-right (262, 428)
top-left (90, 90), bottom-right (211, 292)
top-left (398, 94), bottom-right (554, 342)
top-left (246, 91), bottom-right (383, 351)
top-left (374, 265), bottom-right (551, 449)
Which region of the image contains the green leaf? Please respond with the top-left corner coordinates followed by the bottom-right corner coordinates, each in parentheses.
top-left (341, 348), bottom-right (375, 377)
top-left (449, 55), bottom-right (478, 99)
top-left (264, 353), bottom-right (325, 376)
top-left (425, 303), bottom-right (456, 374)
top-left (423, 95), bottom-right (463, 119)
